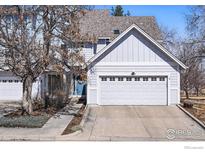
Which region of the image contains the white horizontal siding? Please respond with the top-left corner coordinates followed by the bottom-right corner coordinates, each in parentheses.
top-left (82, 47), bottom-right (94, 62)
top-left (170, 72), bottom-right (178, 88)
top-left (87, 69), bottom-right (97, 87)
top-left (170, 89), bottom-right (178, 104)
top-left (88, 88), bottom-right (97, 104)
top-left (82, 41), bottom-right (107, 62)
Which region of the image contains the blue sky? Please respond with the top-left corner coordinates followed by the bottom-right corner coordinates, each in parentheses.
top-left (95, 5), bottom-right (192, 38)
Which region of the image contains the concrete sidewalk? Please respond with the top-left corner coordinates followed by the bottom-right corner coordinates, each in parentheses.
top-left (0, 102), bottom-right (83, 141)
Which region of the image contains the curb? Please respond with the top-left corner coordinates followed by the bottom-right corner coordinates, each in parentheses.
top-left (61, 105), bottom-right (89, 137)
top-left (59, 104), bottom-right (85, 137)
top-left (79, 105), bottom-right (90, 127)
top-left (177, 104), bottom-right (205, 129)
top-left (60, 129), bottom-right (82, 138)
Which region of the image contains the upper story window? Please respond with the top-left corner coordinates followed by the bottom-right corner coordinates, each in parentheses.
top-left (98, 38), bottom-right (110, 45)
top-left (105, 39), bottom-right (110, 45)
top-left (113, 29), bottom-right (120, 34)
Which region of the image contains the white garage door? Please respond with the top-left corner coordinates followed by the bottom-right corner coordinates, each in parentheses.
top-left (0, 78), bottom-right (22, 101)
top-left (99, 76), bottom-right (167, 105)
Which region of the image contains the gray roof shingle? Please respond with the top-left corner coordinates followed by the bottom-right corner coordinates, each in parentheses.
top-left (79, 10), bottom-right (162, 41)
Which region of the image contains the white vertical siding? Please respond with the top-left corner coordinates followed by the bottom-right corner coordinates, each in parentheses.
top-left (99, 30), bottom-right (168, 64)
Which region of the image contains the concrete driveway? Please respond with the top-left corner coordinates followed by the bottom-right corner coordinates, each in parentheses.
top-left (70, 105), bottom-right (205, 141)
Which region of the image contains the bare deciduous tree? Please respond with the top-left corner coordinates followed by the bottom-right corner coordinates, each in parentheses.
top-left (52, 7), bottom-right (94, 97)
top-left (0, 5), bottom-right (85, 114)
top-left (177, 41), bottom-right (205, 98)
top-left (186, 6), bottom-right (205, 40)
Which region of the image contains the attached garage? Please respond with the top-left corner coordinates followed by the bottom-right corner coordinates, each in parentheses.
top-left (0, 78), bottom-right (22, 101)
top-left (87, 24), bottom-right (187, 106)
top-left (0, 72), bottom-right (40, 101)
top-left (99, 76), bottom-right (167, 105)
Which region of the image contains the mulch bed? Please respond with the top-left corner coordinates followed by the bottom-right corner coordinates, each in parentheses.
top-left (183, 107), bottom-right (205, 125)
top-left (181, 100), bottom-right (205, 125)
top-left (61, 105), bottom-right (85, 135)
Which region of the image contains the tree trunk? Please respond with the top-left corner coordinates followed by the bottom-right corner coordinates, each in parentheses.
top-left (185, 90), bottom-right (189, 99)
top-left (22, 75), bottom-right (33, 114)
top-left (196, 87), bottom-right (199, 96)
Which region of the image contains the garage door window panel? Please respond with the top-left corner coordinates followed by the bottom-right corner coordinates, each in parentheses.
top-left (160, 77), bottom-right (165, 81)
top-left (135, 77), bottom-right (140, 81)
top-left (110, 77), bottom-right (115, 81)
top-left (151, 77), bottom-right (157, 81)
top-left (126, 77), bottom-right (132, 81)
top-left (143, 77), bottom-right (148, 81)
top-left (118, 77), bottom-right (124, 81)
top-left (101, 77), bottom-right (107, 81)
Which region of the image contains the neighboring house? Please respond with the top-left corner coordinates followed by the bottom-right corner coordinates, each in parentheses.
top-left (0, 10), bottom-right (186, 105)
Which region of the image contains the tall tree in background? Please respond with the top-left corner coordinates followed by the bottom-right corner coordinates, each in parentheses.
top-left (111, 5), bottom-right (131, 16)
top-left (186, 6), bottom-right (205, 40)
top-left (160, 25), bottom-right (180, 55)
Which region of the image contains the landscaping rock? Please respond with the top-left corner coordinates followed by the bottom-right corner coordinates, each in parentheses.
top-left (182, 100), bottom-right (194, 108)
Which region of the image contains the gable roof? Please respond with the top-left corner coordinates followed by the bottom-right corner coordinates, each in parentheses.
top-left (87, 24), bottom-right (187, 69)
top-left (79, 10), bottom-right (162, 41)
